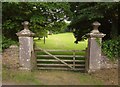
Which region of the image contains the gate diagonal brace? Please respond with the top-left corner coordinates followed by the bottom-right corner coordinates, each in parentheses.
top-left (38, 48), bottom-right (75, 70)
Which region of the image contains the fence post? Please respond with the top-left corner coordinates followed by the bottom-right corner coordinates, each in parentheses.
top-left (16, 21), bottom-right (35, 70)
top-left (86, 21), bottom-right (106, 73)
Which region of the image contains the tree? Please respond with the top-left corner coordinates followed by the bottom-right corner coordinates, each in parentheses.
top-left (68, 2), bottom-right (119, 43)
top-left (2, 2), bottom-right (72, 41)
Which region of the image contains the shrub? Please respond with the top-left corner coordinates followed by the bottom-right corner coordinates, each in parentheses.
top-left (102, 36), bottom-right (120, 61)
top-left (2, 35), bottom-right (18, 50)
top-left (0, 35), bottom-right (2, 53)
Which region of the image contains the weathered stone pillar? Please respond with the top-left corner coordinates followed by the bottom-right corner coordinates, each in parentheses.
top-left (86, 21), bottom-right (106, 73)
top-left (16, 21), bottom-right (35, 70)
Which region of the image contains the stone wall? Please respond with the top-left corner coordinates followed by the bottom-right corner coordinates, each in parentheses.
top-left (2, 45), bottom-right (19, 69)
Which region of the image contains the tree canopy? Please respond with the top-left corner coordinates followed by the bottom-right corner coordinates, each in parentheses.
top-left (68, 2), bottom-right (119, 43)
top-left (2, 2), bottom-right (72, 40)
top-left (2, 2), bottom-right (119, 44)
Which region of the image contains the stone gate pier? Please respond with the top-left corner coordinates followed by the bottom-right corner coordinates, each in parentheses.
top-left (16, 21), bottom-right (35, 70)
top-left (86, 21), bottom-right (106, 73)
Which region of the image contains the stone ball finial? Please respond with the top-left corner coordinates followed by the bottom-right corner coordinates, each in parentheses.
top-left (91, 21), bottom-right (101, 33)
top-left (22, 21), bottom-right (29, 30)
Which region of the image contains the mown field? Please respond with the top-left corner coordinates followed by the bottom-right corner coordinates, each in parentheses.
top-left (35, 32), bottom-right (87, 50)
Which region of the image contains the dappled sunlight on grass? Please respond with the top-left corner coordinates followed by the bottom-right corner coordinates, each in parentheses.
top-left (34, 33), bottom-right (87, 50)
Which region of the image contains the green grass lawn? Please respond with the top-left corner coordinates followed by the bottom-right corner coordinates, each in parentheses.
top-left (2, 68), bottom-right (41, 85)
top-left (35, 32), bottom-right (87, 50)
top-left (2, 69), bottom-right (103, 85)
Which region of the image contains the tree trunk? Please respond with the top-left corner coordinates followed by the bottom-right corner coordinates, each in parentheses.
top-left (44, 36), bottom-right (45, 44)
top-left (38, 37), bottom-right (41, 40)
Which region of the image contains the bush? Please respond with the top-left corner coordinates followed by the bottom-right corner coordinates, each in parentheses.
top-left (2, 35), bottom-right (18, 50)
top-left (102, 36), bottom-right (120, 61)
top-left (0, 35), bottom-right (2, 53)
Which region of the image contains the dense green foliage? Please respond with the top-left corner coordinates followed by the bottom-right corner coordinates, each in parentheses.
top-left (2, 35), bottom-right (17, 50)
top-left (2, 2), bottom-right (71, 40)
top-left (0, 34), bottom-right (1, 52)
top-left (102, 36), bottom-right (120, 61)
top-left (3, 2), bottom-right (119, 42)
top-left (68, 2), bottom-right (119, 43)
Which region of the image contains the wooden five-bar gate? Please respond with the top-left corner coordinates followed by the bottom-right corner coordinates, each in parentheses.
top-left (16, 21), bottom-right (106, 73)
top-left (35, 47), bottom-right (86, 71)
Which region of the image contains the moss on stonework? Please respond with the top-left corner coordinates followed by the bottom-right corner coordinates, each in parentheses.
top-left (95, 38), bottom-right (101, 46)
